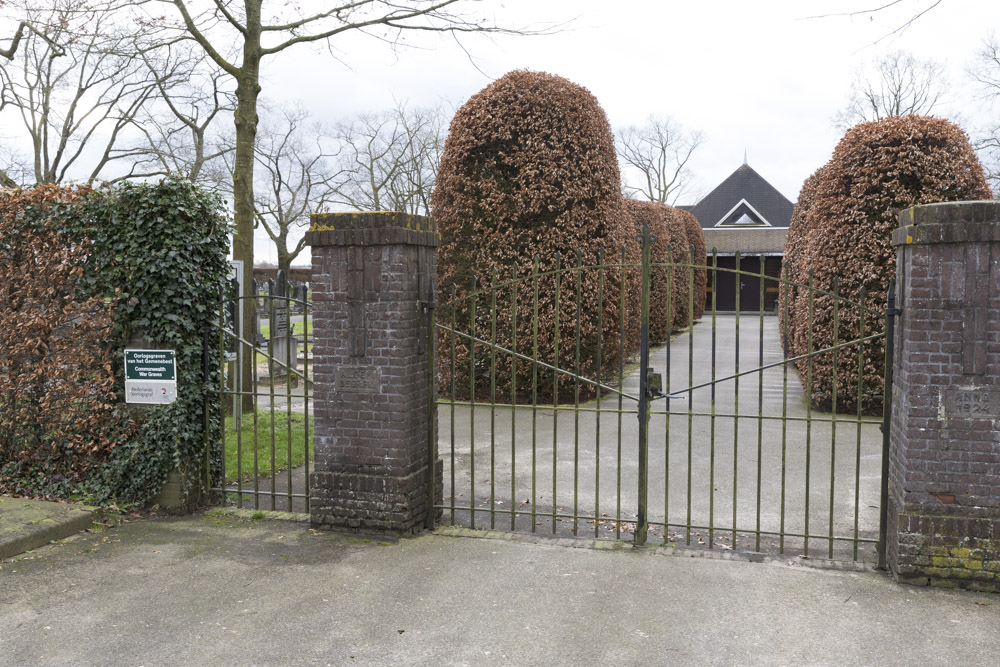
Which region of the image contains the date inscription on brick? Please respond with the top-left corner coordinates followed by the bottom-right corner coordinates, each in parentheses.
top-left (941, 387), bottom-right (1000, 419)
top-left (336, 365), bottom-right (380, 393)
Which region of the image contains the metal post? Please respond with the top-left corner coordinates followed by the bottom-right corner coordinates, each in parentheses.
top-left (635, 223), bottom-right (653, 546)
top-left (877, 280), bottom-right (899, 570)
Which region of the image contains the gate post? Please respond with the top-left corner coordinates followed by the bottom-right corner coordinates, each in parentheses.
top-left (888, 201), bottom-right (1000, 591)
top-left (305, 212), bottom-right (441, 534)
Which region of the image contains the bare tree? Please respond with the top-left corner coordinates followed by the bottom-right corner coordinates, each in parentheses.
top-left (834, 50), bottom-right (948, 130)
top-left (128, 0), bottom-right (537, 408)
top-left (616, 115), bottom-right (703, 205)
top-left (0, 0), bottom-right (164, 186)
top-left (805, 1), bottom-right (943, 44)
top-left (118, 41), bottom-right (234, 187)
top-left (333, 102), bottom-right (447, 215)
top-left (226, 104), bottom-right (341, 275)
top-left (970, 35), bottom-right (1000, 196)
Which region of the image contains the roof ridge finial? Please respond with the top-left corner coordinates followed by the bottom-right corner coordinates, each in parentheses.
top-left (743, 149), bottom-right (748, 166)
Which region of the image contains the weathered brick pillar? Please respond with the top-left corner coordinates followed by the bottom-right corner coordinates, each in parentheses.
top-left (305, 212), bottom-right (440, 533)
top-left (889, 201), bottom-right (1000, 591)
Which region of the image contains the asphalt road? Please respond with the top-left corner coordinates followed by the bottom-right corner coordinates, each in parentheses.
top-left (1, 513), bottom-right (996, 666)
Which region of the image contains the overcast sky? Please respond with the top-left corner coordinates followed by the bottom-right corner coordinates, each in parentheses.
top-left (254, 0), bottom-right (997, 264)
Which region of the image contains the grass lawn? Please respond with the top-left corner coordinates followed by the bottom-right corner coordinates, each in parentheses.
top-left (258, 317), bottom-right (312, 341)
top-left (223, 409), bottom-right (314, 484)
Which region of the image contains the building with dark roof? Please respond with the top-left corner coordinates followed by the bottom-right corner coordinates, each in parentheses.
top-left (679, 161), bottom-right (794, 311)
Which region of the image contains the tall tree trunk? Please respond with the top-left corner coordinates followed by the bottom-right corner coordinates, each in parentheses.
top-left (233, 5), bottom-right (262, 412)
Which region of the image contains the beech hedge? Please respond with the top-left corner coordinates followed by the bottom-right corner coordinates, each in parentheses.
top-left (433, 70), bottom-right (640, 400)
top-left (626, 199), bottom-right (686, 343)
top-left (783, 116), bottom-right (991, 414)
top-left (675, 207), bottom-right (708, 322)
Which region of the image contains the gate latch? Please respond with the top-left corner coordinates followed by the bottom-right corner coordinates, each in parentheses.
top-left (645, 371), bottom-right (665, 400)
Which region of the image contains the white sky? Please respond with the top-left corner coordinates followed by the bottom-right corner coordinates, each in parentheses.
top-left (256, 0), bottom-right (998, 265)
top-left (4, 1), bottom-right (994, 265)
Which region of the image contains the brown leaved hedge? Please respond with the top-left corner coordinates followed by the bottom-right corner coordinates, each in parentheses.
top-left (674, 207), bottom-right (708, 322)
top-left (778, 166), bottom-right (826, 357)
top-left (783, 116), bottom-right (991, 414)
top-left (625, 199), bottom-right (686, 343)
top-left (0, 186), bottom-right (135, 495)
top-left (433, 70), bottom-right (641, 401)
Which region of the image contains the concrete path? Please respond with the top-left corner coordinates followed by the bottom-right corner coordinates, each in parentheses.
top-left (1, 511), bottom-right (997, 666)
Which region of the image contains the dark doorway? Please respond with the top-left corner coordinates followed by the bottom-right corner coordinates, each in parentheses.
top-left (705, 256), bottom-right (783, 312)
top-left (710, 256), bottom-right (760, 311)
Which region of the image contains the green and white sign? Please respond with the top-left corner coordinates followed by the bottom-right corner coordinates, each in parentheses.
top-left (124, 349), bottom-right (177, 404)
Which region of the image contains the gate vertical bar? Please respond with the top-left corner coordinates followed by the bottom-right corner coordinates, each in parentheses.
top-left (780, 265), bottom-right (790, 553)
top-left (709, 250), bottom-right (718, 548)
top-left (552, 253), bottom-right (561, 534)
top-left (531, 257), bottom-right (540, 532)
top-left (756, 262), bottom-right (765, 552)
top-left (490, 269), bottom-right (498, 530)
top-left (686, 246), bottom-right (695, 545)
top-left (425, 279), bottom-right (437, 530)
top-left (469, 275), bottom-right (477, 530)
top-left (595, 250), bottom-right (605, 538)
top-left (510, 262), bottom-right (519, 531)
top-left (664, 246), bottom-right (673, 541)
top-left (616, 247), bottom-right (627, 540)
top-left (303, 284), bottom-right (311, 514)
top-left (877, 280), bottom-right (897, 570)
top-left (829, 278), bottom-right (840, 558)
top-left (635, 224), bottom-right (653, 546)
top-left (573, 250), bottom-right (583, 535)
top-left (854, 286), bottom-right (867, 559)
top-left (449, 284), bottom-right (457, 525)
top-left (805, 270), bottom-right (814, 555)
top-left (733, 252), bottom-right (741, 548)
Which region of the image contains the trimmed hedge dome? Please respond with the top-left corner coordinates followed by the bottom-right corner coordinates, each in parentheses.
top-left (675, 207), bottom-right (707, 322)
top-left (432, 70), bottom-right (640, 400)
top-left (778, 166), bottom-right (826, 358)
top-left (625, 199), bottom-right (687, 343)
top-left (785, 115), bottom-right (991, 414)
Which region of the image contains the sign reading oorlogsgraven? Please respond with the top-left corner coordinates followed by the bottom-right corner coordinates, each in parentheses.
top-left (124, 349), bottom-right (177, 404)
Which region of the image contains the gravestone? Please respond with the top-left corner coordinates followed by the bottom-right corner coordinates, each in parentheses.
top-left (268, 271), bottom-right (299, 379)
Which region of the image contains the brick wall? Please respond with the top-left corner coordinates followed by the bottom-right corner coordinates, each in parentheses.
top-left (889, 201), bottom-right (1000, 591)
top-left (306, 212), bottom-right (441, 534)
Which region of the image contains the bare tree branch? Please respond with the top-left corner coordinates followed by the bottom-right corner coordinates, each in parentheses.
top-left (970, 34), bottom-right (1000, 196)
top-left (332, 101), bottom-right (446, 215)
top-left (0, 0), bottom-right (163, 184)
top-left (802, 1), bottom-right (943, 44)
top-left (616, 115), bottom-right (704, 205)
top-left (833, 51), bottom-right (948, 131)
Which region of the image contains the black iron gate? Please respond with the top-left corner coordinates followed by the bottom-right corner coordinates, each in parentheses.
top-left (208, 272), bottom-right (314, 513)
top-left (434, 227), bottom-right (895, 563)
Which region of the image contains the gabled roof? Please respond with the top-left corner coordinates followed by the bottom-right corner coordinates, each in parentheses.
top-left (681, 164), bottom-right (794, 230)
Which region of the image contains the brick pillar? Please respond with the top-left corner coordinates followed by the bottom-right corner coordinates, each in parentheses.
top-left (306, 212), bottom-right (440, 534)
top-left (889, 201), bottom-right (1000, 591)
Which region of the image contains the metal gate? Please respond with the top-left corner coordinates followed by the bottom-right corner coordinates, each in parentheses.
top-left (208, 272), bottom-right (314, 513)
top-left (434, 227), bottom-right (894, 563)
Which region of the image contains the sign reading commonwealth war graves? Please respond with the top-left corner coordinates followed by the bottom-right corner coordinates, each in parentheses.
top-left (125, 349), bottom-right (177, 404)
